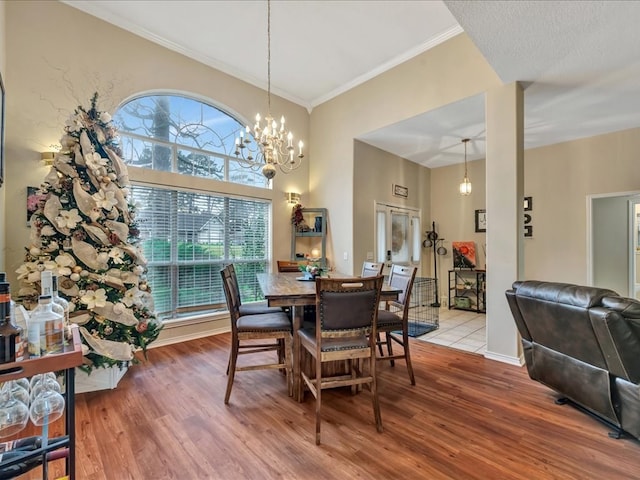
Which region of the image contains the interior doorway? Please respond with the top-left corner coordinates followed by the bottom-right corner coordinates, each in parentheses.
top-left (374, 202), bottom-right (421, 274)
top-left (631, 200), bottom-right (640, 299)
top-left (589, 192), bottom-right (640, 297)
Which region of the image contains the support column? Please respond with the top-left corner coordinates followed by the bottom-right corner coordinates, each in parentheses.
top-left (484, 82), bottom-right (524, 365)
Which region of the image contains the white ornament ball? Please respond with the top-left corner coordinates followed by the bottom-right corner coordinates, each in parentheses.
top-left (139, 283), bottom-right (148, 291)
top-left (80, 270), bottom-right (89, 277)
top-left (29, 247), bottom-right (41, 256)
top-left (70, 273), bottom-right (80, 282)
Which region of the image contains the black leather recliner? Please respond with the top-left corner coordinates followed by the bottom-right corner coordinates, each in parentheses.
top-left (506, 280), bottom-right (640, 439)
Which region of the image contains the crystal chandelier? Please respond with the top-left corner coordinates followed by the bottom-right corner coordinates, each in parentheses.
top-left (234, 0), bottom-right (304, 180)
top-left (459, 138), bottom-right (472, 196)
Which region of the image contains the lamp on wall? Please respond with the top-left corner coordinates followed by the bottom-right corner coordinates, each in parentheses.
top-left (234, 0), bottom-right (304, 180)
top-left (459, 138), bottom-right (472, 196)
top-left (41, 152), bottom-right (55, 166)
top-left (285, 192), bottom-right (301, 205)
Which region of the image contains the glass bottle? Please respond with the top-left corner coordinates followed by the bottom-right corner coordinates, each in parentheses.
top-left (27, 295), bottom-right (64, 358)
top-left (0, 282), bottom-right (21, 364)
top-left (0, 274), bottom-right (22, 361)
top-left (51, 274), bottom-right (69, 326)
top-left (40, 271), bottom-right (65, 319)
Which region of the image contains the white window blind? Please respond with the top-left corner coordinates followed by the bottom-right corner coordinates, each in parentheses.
top-left (131, 185), bottom-right (270, 319)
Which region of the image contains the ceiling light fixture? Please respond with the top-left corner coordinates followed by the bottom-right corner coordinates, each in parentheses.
top-left (459, 138), bottom-right (472, 196)
top-left (234, 0), bottom-right (304, 180)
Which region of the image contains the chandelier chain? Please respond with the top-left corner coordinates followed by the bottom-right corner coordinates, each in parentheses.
top-left (267, 0), bottom-right (271, 114)
top-left (233, 0), bottom-right (304, 179)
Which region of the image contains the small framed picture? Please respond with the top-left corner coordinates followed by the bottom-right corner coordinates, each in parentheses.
top-left (27, 186), bottom-right (46, 226)
top-left (524, 225), bottom-right (533, 237)
top-left (524, 196), bottom-right (532, 211)
top-left (475, 209), bottom-right (487, 233)
top-left (393, 184), bottom-right (408, 198)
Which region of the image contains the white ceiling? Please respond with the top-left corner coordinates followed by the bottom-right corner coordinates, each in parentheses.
top-left (64, 0), bottom-right (640, 168)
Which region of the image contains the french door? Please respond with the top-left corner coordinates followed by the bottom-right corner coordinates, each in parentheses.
top-left (375, 203), bottom-right (421, 272)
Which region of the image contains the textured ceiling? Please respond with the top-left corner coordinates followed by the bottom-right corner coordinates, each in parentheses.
top-left (63, 0), bottom-right (640, 168)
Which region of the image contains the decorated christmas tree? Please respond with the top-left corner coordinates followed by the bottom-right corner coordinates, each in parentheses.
top-left (16, 93), bottom-right (162, 372)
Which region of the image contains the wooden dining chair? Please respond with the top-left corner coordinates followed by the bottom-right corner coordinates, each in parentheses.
top-left (227, 264), bottom-right (283, 316)
top-left (361, 261), bottom-right (384, 277)
top-left (298, 275), bottom-right (384, 445)
top-left (220, 265), bottom-right (293, 404)
top-left (277, 260), bottom-right (303, 272)
top-left (376, 264), bottom-right (418, 385)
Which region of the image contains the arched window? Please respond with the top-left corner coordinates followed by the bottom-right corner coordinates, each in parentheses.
top-left (115, 94), bottom-right (268, 187)
top-left (114, 94), bottom-right (271, 320)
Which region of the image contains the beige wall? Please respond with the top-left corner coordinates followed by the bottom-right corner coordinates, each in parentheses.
top-left (431, 126), bottom-right (640, 301)
top-left (353, 140), bottom-right (431, 277)
top-left (3, 0), bottom-right (309, 289)
top-left (310, 33), bottom-right (501, 275)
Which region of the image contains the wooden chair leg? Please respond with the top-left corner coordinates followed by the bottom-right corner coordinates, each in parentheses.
top-left (386, 332), bottom-right (395, 366)
top-left (376, 332), bottom-right (384, 357)
top-left (224, 340), bottom-right (239, 404)
top-left (403, 330), bottom-right (415, 385)
top-left (284, 335), bottom-right (293, 397)
top-left (370, 356), bottom-right (383, 433)
top-left (315, 356), bottom-right (322, 445)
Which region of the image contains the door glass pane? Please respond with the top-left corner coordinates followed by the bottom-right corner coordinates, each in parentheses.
top-left (376, 211), bottom-right (386, 263)
top-left (411, 216), bottom-right (421, 263)
top-left (391, 211), bottom-right (409, 263)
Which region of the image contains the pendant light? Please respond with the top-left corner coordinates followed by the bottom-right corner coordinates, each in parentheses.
top-left (459, 138), bottom-right (472, 196)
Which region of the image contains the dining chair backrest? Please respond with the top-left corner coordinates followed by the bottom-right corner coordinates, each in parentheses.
top-left (316, 276), bottom-right (384, 337)
top-left (277, 260), bottom-right (302, 273)
top-left (220, 265), bottom-right (241, 330)
top-left (388, 264), bottom-right (418, 309)
top-left (361, 261), bottom-right (384, 278)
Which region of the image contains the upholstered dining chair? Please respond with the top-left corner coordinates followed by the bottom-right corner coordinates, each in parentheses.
top-left (220, 265), bottom-right (293, 404)
top-left (277, 260), bottom-right (302, 272)
top-left (376, 264), bottom-right (418, 385)
top-left (361, 261), bottom-right (384, 277)
top-left (298, 275), bottom-right (384, 445)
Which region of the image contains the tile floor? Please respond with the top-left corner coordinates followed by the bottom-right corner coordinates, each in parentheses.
top-left (417, 308), bottom-right (486, 354)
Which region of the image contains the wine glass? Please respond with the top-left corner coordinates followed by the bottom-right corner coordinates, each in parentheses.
top-left (30, 376), bottom-right (61, 401)
top-left (8, 381), bottom-right (30, 407)
top-left (29, 379), bottom-right (65, 426)
top-left (29, 372), bottom-right (57, 391)
top-left (0, 382), bottom-right (29, 438)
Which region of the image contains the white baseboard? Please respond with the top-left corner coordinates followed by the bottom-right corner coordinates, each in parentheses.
top-left (484, 349), bottom-right (524, 366)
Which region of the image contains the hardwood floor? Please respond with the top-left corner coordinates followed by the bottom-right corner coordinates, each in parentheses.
top-left (24, 333), bottom-right (640, 479)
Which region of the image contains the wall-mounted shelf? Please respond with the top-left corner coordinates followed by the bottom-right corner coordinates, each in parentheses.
top-left (291, 208), bottom-right (327, 269)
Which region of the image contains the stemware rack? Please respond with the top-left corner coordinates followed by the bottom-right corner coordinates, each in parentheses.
top-left (0, 324), bottom-right (82, 479)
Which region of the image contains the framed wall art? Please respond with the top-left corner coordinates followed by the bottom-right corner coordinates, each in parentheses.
top-left (475, 209), bottom-right (486, 233)
top-left (392, 184), bottom-right (408, 198)
top-left (452, 241), bottom-right (476, 269)
top-left (27, 186), bottom-right (47, 226)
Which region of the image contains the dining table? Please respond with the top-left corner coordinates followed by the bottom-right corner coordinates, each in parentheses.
top-left (256, 271), bottom-right (400, 402)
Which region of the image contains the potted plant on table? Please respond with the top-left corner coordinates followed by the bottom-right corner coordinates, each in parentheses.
top-left (300, 262), bottom-right (322, 280)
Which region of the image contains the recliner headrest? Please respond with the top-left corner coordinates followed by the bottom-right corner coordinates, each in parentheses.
top-left (513, 280), bottom-right (618, 308)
